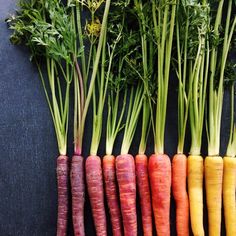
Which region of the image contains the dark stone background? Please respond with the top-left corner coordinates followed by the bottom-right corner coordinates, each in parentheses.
top-left (0, 0), bottom-right (234, 235)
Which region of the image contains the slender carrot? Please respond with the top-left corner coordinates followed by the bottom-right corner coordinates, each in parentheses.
top-left (172, 154), bottom-right (189, 236)
top-left (103, 155), bottom-right (122, 236)
top-left (149, 154), bottom-right (171, 235)
top-left (187, 155), bottom-right (204, 236)
top-left (86, 156), bottom-right (107, 236)
top-left (149, 0), bottom-right (176, 234)
top-left (135, 154), bottom-right (152, 236)
top-left (205, 0), bottom-right (236, 234)
top-left (72, 0), bottom-right (111, 234)
top-left (70, 155), bottom-right (85, 236)
top-left (7, 2), bottom-right (75, 235)
top-left (57, 155), bottom-right (69, 236)
top-left (116, 154), bottom-right (136, 236)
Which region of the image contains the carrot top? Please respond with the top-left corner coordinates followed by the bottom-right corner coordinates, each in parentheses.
top-left (7, 0), bottom-right (77, 155)
top-left (152, 0), bottom-right (177, 154)
top-left (73, 0), bottom-right (111, 155)
top-left (207, 0), bottom-right (236, 156)
top-left (176, 0), bottom-right (210, 155)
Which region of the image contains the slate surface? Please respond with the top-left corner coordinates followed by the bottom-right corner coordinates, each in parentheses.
top-left (0, 0), bottom-right (234, 235)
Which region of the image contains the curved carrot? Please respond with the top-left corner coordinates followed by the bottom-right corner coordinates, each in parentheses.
top-left (103, 155), bottom-right (122, 236)
top-left (57, 155), bottom-right (69, 236)
top-left (149, 153), bottom-right (171, 236)
top-left (223, 156), bottom-right (236, 236)
top-left (70, 155), bottom-right (85, 236)
top-left (116, 154), bottom-right (137, 236)
top-left (205, 156), bottom-right (223, 236)
top-left (172, 154), bottom-right (189, 236)
top-left (135, 154), bottom-right (152, 236)
top-left (86, 155), bottom-right (107, 236)
top-left (187, 155), bottom-right (204, 236)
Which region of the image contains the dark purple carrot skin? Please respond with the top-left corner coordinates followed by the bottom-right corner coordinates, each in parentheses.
top-left (70, 155), bottom-right (85, 236)
top-left (103, 155), bottom-right (122, 236)
top-left (116, 154), bottom-right (137, 236)
top-left (135, 154), bottom-right (152, 236)
top-left (86, 155), bottom-right (107, 236)
top-left (57, 155), bottom-right (69, 236)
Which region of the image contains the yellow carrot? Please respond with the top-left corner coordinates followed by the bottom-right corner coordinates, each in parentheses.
top-left (223, 156), bottom-right (236, 236)
top-left (187, 155), bottom-right (204, 236)
top-left (205, 156), bottom-right (223, 236)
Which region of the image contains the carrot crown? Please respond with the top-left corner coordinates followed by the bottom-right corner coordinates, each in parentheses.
top-left (207, 0), bottom-right (236, 156)
top-left (7, 0), bottom-right (77, 155)
top-left (152, 0), bottom-right (177, 154)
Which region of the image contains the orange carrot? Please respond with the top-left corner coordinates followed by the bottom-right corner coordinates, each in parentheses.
top-left (172, 154), bottom-right (189, 236)
top-left (86, 155), bottom-right (107, 236)
top-left (70, 155), bottom-right (85, 236)
top-left (135, 154), bottom-right (152, 236)
top-left (57, 155), bottom-right (69, 236)
top-left (116, 154), bottom-right (137, 236)
top-left (103, 155), bottom-right (122, 236)
top-left (149, 154), bottom-right (171, 236)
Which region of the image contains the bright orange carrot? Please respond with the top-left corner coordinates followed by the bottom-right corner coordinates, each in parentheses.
top-left (172, 154), bottom-right (189, 236)
top-left (103, 155), bottom-right (122, 236)
top-left (116, 154), bottom-right (137, 236)
top-left (86, 155), bottom-right (107, 236)
top-left (135, 154), bottom-right (152, 236)
top-left (149, 154), bottom-right (171, 236)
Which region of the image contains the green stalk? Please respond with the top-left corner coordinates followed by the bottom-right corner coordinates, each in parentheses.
top-left (153, 0), bottom-right (176, 154)
top-left (208, 0), bottom-right (236, 156)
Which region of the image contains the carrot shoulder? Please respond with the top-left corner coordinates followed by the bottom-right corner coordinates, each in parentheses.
top-left (57, 155), bottom-right (69, 236)
top-left (70, 155), bottom-right (85, 236)
top-left (149, 153), bottom-right (171, 236)
top-left (103, 155), bottom-right (122, 236)
top-left (135, 154), bottom-right (152, 236)
top-left (172, 154), bottom-right (189, 236)
top-left (116, 154), bottom-right (137, 236)
top-left (86, 155), bottom-right (107, 236)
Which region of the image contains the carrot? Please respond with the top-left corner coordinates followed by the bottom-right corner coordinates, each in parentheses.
top-left (205, 156), bottom-right (223, 236)
top-left (103, 155), bottom-right (122, 236)
top-left (135, 154), bottom-right (152, 236)
top-left (223, 156), bottom-right (236, 235)
top-left (149, 154), bottom-right (171, 236)
top-left (187, 155), bottom-right (204, 236)
top-left (205, 0), bottom-right (236, 235)
top-left (70, 155), bottom-right (85, 236)
top-left (86, 155), bottom-right (107, 236)
top-left (57, 155), bottom-right (69, 236)
top-left (172, 154), bottom-right (189, 236)
top-left (116, 154), bottom-right (137, 236)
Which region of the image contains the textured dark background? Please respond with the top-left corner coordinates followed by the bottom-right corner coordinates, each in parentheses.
top-left (0, 0), bottom-right (234, 235)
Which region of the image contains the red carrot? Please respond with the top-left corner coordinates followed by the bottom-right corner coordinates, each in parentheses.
top-left (135, 154), bottom-right (152, 236)
top-left (103, 155), bottom-right (122, 236)
top-left (57, 155), bottom-right (69, 236)
top-left (116, 154), bottom-right (137, 236)
top-left (172, 154), bottom-right (189, 236)
top-left (70, 155), bottom-right (85, 236)
top-left (149, 154), bottom-right (171, 236)
top-left (86, 155), bottom-right (107, 236)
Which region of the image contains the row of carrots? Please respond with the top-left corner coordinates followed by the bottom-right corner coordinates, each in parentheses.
top-left (7, 0), bottom-right (236, 235)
